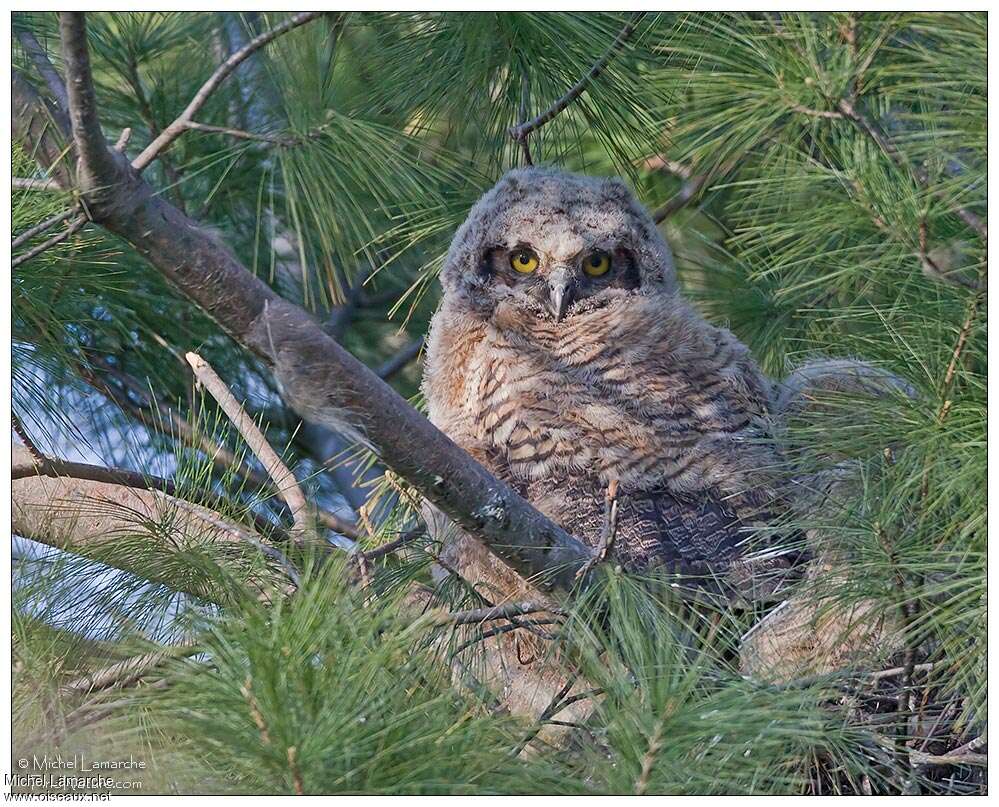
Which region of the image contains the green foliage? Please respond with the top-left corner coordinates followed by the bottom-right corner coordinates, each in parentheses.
top-left (12, 10), bottom-right (986, 795)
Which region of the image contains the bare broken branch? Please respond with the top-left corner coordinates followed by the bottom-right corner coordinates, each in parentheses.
top-left (186, 351), bottom-right (312, 537)
top-left (75, 352), bottom-right (361, 541)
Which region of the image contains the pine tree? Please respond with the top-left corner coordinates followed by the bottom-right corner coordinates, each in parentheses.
top-left (12, 11), bottom-right (986, 794)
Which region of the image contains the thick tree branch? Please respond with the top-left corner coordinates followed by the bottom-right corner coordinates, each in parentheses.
top-left (12, 448), bottom-right (290, 544)
top-left (11, 445), bottom-right (291, 598)
top-left (131, 11), bottom-right (325, 171)
top-left (59, 13), bottom-right (120, 184)
top-left (53, 12), bottom-right (593, 592)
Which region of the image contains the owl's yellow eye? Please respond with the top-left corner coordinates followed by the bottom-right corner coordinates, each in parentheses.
top-left (583, 251), bottom-right (611, 277)
top-left (510, 249), bottom-right (539, 274)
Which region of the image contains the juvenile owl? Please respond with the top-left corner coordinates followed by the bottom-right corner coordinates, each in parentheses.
top-left (424, 166), bottom-right (791, 608)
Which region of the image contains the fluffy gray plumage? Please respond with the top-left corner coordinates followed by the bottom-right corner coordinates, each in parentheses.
top-left (425, 167), bottom-right (795, 603)
top-left (421, 165), bottom-right (909, 720)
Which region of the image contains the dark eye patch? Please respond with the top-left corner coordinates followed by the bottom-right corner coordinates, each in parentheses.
top-left (608, 248), bottom-right (640, 290)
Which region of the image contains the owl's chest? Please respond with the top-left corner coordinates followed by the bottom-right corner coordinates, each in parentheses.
top-left (465, 326), bottom-right (776, 499)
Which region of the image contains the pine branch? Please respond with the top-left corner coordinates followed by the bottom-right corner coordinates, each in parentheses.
top-left (14, 26), bottom-right (70, 128)
top-left (131, 11), bottom-right (326, 171)
top-left (508, 13), bottom-right (645, 144)
top-left (376, 337), bottom-right (425, 380)
top-left (837, 96), bottom-right (987, 240)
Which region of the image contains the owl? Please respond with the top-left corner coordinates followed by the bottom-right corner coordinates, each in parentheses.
top-left (423, 167), bottom-right (791, 603)
top-left (420, 167), bottom-right (913, 720)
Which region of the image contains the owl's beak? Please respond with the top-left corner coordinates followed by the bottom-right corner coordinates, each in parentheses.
top-left (547, 269), bottom-right (575, 322)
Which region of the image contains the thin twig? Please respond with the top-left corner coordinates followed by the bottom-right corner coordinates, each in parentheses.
top-left (185, 120), bottom-right (295, 145)
top-left (13, 176), bottom-right (60, 192)
top-left (12, 207), bottom-right (76, 250)
top-left (11, 412), bottom-right (45, 463)
top-left (652, 174), bottom-right (709, 223)
top-left (361, 528), bottom-right (422, 561)
top-left (450, 619), bottom-right (560, 657)
top-left (376, 337), bottom-right (425, 380)
top-left (511, 671), bottom-right (581, 756)
top-left (868, 661), bottom-right (937, 682)
top-left (12, 213), bottom-right (88, 268)
top-left (941, 295), bottom-right (980, 395)
top-left (132, 12), bottom-right (325, 171)
top-left (873, 733), bottom-right (988, 768)
top-left (433, 601), bottom-right (561, 627)
top-left (61, 645), bottom-right (198, 696)
top-left (576, 479), bottom-right (619, 580)
top-left (508, 13), bottom-right (645, 143)
top-left (788, 102), bottom-right (844, 120)
top-left (837, 96), bottom-right (986, 240)
top-left (516, 72), bottom-right (533, 165)
top-left (186, 352), bottom-right (312, 537)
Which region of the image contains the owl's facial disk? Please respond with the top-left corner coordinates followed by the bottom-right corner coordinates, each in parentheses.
top-left (486, 244), bottom-right (638, 322)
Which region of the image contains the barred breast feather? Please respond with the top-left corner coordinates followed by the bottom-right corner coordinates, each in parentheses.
top-left (424, 289), bottom-right (790, 600)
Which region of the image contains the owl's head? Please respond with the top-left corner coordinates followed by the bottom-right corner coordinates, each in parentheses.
top-left (440, 167), bottom-right (678, 322)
